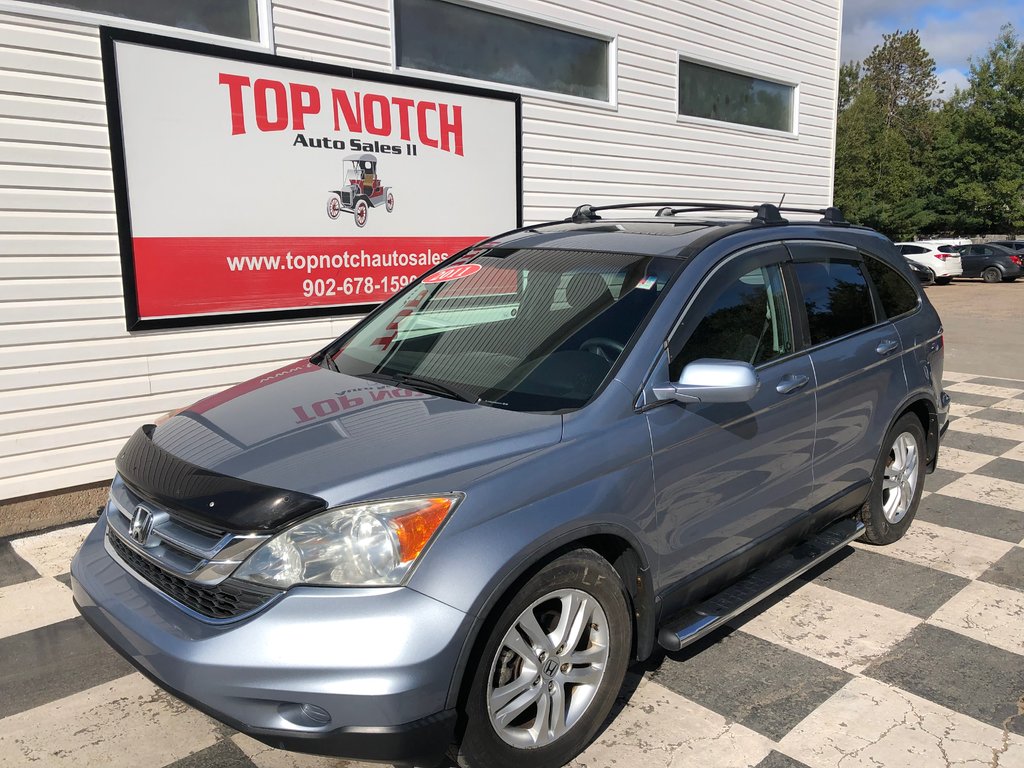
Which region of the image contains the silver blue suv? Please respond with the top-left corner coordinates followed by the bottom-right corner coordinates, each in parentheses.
top-left (72, 202), bottom-right (949, 768)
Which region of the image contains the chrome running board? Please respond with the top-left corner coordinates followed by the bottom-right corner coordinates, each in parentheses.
top-left (657, 517), bottom-right (865, 653)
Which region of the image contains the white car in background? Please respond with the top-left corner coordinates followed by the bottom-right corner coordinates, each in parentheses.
top-left (894, 242), bottom-right (964, 285)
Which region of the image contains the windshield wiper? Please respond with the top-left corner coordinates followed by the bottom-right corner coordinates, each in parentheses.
top-left (366, 371), bottom-right (475, 403)
top-left (395, 373), bottom-right (477, 403)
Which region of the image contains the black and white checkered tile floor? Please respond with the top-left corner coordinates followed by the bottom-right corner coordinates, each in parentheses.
top-left (1, 371), bottom-right (1022, 768)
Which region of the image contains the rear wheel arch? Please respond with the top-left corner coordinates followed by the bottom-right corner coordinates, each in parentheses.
top-left (891, 396), bottom-right (938, 470)
top-left (444, 527), bottom-right (654, 715)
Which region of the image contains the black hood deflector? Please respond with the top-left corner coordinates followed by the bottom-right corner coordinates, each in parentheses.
top-left (115, 425), bottom-right (327, 533)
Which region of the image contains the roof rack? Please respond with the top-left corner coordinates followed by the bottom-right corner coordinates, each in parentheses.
top-left (567, 201), bottom-right (850, 228)
top-left (778, 205), bottom-right (850, 227)
top-left (568, 201), bottom-right (788, 226)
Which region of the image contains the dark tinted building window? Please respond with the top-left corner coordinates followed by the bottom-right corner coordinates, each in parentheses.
top-left (678, 59), bottom-right (794, 132)
top-left (395, 0), bottom-right (610, 101)
top-left (794, 260), bottom-right (875, 345)
top-left (864, 257), bottom-right (919, 319)
top-left (32, 0), bottom-right (258, 39)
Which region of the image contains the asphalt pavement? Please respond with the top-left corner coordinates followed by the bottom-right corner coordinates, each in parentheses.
top-left (925, 279), bottom-right (1024, 380)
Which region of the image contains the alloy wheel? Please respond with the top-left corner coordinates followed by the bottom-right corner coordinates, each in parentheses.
top-left (881, 431), bottom-right (919, 524)
top-left (486, 588), bottom-right (609, 749)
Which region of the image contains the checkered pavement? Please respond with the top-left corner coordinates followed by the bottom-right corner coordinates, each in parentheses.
top-left (1, 371), bottom-right (1022, 768)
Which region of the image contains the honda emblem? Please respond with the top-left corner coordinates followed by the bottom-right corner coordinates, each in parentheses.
top-left (129, 505), bottom-right (155, 546)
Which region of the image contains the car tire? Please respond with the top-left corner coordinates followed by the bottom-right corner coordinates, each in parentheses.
top-left (452, 549), bottom-right (631, 768)
top-left (982, 266), bottom-right (1002, 283)
top-left (859, 413), bottom-right (927, 545)
top-left (934, 276), bottom-right (951, 285)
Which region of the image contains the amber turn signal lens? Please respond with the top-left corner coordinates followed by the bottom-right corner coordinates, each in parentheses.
top-left (391, 497), bottom-right (455, 562)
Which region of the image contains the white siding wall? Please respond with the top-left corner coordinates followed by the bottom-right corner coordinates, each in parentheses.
top-left (0, 9), bottom-right (356, 500)
top-left (274, 0), bottom-right (842, 220)
top-left (0, 0), bottom-right (840, 502)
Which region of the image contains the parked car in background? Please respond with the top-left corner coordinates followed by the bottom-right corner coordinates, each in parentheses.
top-left (918, 237), bottom-right (970, 248)
top-left (72, 202), bottom-right (949, 768)
top-left (953, 243), bottom-right (1023, 283)
top-left (989, 240), bottom-right (1024, 254)
top-left (905, 258), bottom-right (935, 285)
top-left (894, 242), bottom-right (963, 285)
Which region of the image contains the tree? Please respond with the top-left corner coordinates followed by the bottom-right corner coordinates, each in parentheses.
top-left (940, 25), bottom-right (1024, 235)
top-left (837, 61), bottom-right (861, 113)
top-left (833, 31), bottom-right (940, 239)
top-left (861, 30), bottom-right (940, 134)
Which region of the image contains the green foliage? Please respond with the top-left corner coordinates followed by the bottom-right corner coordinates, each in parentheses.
top-left (862, 30), bottom-right (939, 133)
top-left (834, 24), bottom-right (1024, 238)
top-left (833, 31), bottom-right (939, 240)
top-left (941, 25), bottom-right (1024, 235)
top-left (837, 61), bottom-right (860, 112)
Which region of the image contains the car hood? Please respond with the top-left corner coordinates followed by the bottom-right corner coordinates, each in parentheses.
top-left (150, 360), bottom-right (562, 511)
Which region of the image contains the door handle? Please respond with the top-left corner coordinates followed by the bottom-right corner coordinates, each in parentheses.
top-left (876, 339), bottom-right (899, 356)
top-left (776, 374), bottom-right (809, 394)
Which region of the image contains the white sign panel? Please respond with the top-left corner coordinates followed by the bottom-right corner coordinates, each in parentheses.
top-left (102, 29), bottom-right (521, 329)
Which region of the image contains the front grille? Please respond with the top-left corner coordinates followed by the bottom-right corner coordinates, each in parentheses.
top-left (108, 531), bottom-right (278, 620)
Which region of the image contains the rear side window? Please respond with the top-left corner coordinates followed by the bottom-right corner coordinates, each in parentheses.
top-left (794, 260), bottom-right (875, 345)
top-left (863, 256), bottom-right (919, 319)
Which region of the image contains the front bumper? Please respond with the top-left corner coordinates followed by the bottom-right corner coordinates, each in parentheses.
top-left (71, 518), bottom-right (468, 763)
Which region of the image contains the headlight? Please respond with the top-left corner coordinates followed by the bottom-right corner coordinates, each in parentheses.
top-left (233, 495), bottom-right (460, 588)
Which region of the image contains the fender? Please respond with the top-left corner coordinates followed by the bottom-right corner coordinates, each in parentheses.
top-left (443, 521), bottom-right (657, 712)
top-left (887, 388), bottom-right (939, 470)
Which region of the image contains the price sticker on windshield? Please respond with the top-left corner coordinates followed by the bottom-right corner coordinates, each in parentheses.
top-left (423, 264), bottom-right (483, 284)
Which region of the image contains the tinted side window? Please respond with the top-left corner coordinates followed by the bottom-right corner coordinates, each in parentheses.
top-left (794, 260), bottom-right (875, 345)
top-left (863, 256), bottom-right (918, 319)
top-left (671, 265), bottom-right (792, 378)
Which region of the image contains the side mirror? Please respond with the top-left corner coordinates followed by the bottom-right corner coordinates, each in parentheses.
top-left (653, 359), bottom-right (760, 404)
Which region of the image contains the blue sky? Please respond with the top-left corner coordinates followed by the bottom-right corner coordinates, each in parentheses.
top-left (841, 1), bottom-right (1024, 97)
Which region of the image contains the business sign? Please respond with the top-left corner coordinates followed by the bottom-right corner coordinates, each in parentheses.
top-left (101, 29), bottom-right (522, 330)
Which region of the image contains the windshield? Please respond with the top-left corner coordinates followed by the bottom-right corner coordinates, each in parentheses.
top-left (325, 248), bottom-right (680, 412)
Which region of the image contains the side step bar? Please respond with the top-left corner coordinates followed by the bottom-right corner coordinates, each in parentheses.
top-left (657, 517), bottom-right (865, 652)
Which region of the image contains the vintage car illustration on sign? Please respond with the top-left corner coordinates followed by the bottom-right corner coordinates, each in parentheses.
top-left (326, 154), bottom-right (395, 227)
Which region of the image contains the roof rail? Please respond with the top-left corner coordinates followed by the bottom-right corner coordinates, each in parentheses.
top-left (566, 201), bottom-right (852, 228)
top-left (568, 201), bottom-right (789, 226)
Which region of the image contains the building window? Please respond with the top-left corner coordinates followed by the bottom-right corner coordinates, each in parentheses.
top-left (394, 0), bottom-right (610, 102)
top-left (678, 58), bottom-right (794, 132)
top-left (28, 0), bottom-right (259, 41)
